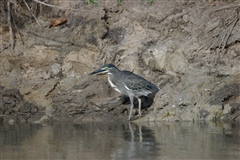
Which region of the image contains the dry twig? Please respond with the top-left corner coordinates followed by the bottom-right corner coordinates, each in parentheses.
top-left (219, 8), bottom-right (239, 49)
top-left (215, 8), bottom-right (239, 66)
top-left (222, 14), bottom-right (239, 48)
top-left (33, 0), bottom-right (72, 10)
top-left (32, 0), bottom-right (102, 15)
top-left (210, 3), bottom-right (240, 14)
top-left (7, 1), bottom-right (14, 53)
top-left (10, 10), bottom-right (24, 45)
top-left (23, 0), bottom-right (42, 27)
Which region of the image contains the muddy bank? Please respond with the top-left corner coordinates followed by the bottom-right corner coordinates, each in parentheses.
top-left (0, 0), bottom-right (240, 123)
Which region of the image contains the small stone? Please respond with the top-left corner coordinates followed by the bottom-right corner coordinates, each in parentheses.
top-left (8, 119), bottom-right (15, 125)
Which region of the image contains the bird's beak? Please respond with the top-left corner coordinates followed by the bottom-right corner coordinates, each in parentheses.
top-left (88, 69), bottom-right (101, 75)
top-left (88, 68), bottom-right (108, 75)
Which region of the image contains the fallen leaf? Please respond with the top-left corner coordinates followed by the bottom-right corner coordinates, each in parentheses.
top-left (50, 17), bottom-right (67, 28)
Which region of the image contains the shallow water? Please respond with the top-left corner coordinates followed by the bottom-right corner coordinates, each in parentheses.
top-left (0, 121), bottom-right (239, 160)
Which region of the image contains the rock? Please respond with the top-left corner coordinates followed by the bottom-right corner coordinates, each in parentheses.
top-left (60, 75), bottom-right (77, 91)
top-left (62, 49), bottom-right (98, 76)
top-left (19, 78), bottom-right (59, 107)
top-left (23, 45), bottom-right (59, 68)
top-left (0, 87), bottom-right (42, 123)
top-left (8, 119), bottom-right (15, 125)
top-left (33, 115), bottom-right (52, 124)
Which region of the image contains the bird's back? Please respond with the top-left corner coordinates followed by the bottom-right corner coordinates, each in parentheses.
top-left (120, 70), bottom-right (159, 96)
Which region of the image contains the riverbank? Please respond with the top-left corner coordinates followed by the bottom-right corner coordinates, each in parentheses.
top-left (1, 0), bottom-right (240, 124)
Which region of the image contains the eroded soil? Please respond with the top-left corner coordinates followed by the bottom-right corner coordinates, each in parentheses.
top-left (0, 0), bottom-right (240, 123)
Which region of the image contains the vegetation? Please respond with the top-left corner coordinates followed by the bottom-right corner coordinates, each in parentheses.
top-left (82, 0), bottom-right (99, 6)
top-left (82, 0), bottom-right (154, 5)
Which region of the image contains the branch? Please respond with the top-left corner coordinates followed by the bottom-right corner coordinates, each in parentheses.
top-left (222, 14), bottom-right (239, 48)
top-left (10, 9), bottom-right (24, 45)
top-left (219, 8), bottom-right (239, 49)
top-left (32, 0), bottom-right (102, 15)
top-left (210, 3), bottom-right (240, 14)
top-left (7, 1), bottom-right (14, 53)
top-left (23, 0), bottom-right (42, 27)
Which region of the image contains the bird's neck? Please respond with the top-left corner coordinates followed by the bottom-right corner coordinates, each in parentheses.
top-left (107, 73), bottom-right (121, 93)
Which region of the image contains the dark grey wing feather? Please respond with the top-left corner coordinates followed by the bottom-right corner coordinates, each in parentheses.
top-left (122, 71), bottom-right (159, 93)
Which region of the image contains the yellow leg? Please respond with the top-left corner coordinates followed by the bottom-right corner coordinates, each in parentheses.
top-left (137, 98), bottom-right (141, 117)
top-left (128, 96), bottom-right (134, 121)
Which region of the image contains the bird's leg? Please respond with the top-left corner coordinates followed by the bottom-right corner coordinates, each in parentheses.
top-left (137, 97), bottom-right (142, 117)
top-left (128, 96), bottom-right (134, 121)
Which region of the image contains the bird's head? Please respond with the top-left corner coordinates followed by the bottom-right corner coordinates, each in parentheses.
top-left (89, 64), bottom-right (118, 75)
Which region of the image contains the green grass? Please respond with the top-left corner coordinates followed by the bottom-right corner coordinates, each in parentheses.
top-left (82, 0), bottom-right (99, 6)
top-left (145, 0), bottom-right (154, 4)
top-left (117, 0), bottom-right (124, 4)
top-left (82, 0), bottom-right (154, 6)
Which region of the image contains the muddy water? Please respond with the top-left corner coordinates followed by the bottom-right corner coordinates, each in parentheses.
top-left (1, 121), bottom-right (239, 160)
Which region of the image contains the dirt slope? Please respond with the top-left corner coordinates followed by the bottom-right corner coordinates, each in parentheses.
top-left (0, 0), bottom-right (240, 123)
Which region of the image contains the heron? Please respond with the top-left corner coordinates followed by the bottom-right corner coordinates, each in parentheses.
top-left (89, 64), bottom-right (159, 120)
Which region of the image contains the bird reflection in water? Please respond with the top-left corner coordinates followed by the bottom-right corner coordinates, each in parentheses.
top-left (111, 122), bottom-right (159, 160)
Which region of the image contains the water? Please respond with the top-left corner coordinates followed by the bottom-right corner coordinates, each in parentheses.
top-left (0, 121), bottom-right (239, 160)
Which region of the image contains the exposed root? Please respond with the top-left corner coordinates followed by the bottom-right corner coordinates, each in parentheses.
top-left (10, 9), bottom-right (24, 45)
top-left (210, 3), bottom-right (240, 14)
top-left (7, 1), bottom-right (14, 53)
top-left (33, 0), bottom-right (79, 10)
top-left (23, 0), bottom-right (42, 27)
top-left (213, 7), bottom-right (239, 66)
top-left (218, 8), bottom-right (239, 49)
top-left (32, 0), bottom-right (102, 15)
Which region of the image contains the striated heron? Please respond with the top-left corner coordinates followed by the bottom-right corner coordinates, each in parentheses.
top-left (89, 64), bottom-right (159, 121)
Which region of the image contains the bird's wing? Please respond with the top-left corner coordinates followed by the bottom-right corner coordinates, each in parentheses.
top-left (123, 72), bottom-right (153, 92)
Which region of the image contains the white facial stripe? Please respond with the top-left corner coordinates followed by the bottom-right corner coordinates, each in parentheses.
top-left (99, 70), bottom-right (108, 74)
